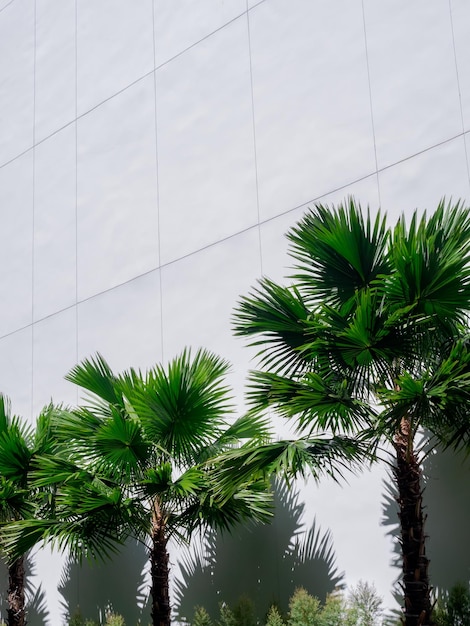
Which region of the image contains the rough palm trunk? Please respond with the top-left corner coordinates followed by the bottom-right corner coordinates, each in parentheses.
top-left (394, 420), bottom-right (433, 626)
top-left (150, 509), bottom-right (171, 626)
top-left (7, 556), bottom-right (26, 626)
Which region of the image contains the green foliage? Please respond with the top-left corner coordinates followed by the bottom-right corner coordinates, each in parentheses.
top-left (104, 612), bottom-right (126, 626)
top-left (217, 602), bottom-right (237, 626)
top-left (434, 583), bottom-right (470, 626)
top-left (193, 606), bottom-right (213, 626)
top-left (233, 595), bottom-right (256, 626)
top-left (347, 581), bottom-right (383, 626)
top-left (265, 605), bottom-right (285, 626)
top-left (320, 591), bottom-right (351, 626)
top-left (288, 588), bottom-right (321, 626)
top-left (190, 584), bottom-right (384, 626)
top-left (68, 610), bottom-right (83, 626)
top-left (67, 608), bottom-right (125, 626)
top-left (68, 610), bottom-right (100, 626)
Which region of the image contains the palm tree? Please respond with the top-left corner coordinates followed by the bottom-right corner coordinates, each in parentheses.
top-left (0, 396), bottom-right (56, 626)
top-left (227, 199), bottom-right (470, 626)
top-left (3, 349), bottom-right (274, 626)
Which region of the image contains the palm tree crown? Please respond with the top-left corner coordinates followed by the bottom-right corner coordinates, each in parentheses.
top-left (231, 198), bottom-right (470, 626)
top-left (0, 396), bottom-right (57, 626)
top-left (3, 348), bottom-right (273, 626)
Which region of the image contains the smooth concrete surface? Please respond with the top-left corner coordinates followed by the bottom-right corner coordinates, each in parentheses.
top-left (0, 0), bottom-right (470, 623)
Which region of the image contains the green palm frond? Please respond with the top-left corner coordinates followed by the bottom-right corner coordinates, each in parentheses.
top-left (246, 370), bottom-right (374, 436)
top-left (376, 339), bottom-right (470, 445)
top-left (175, 478), bottom-right (273, 540)
top-left (93, 408), bottom-right (150, 479)
top-left (28, 454), bottom-right (95, 489)
top-left (213, 436), bottom-right (369, 499)
top-left (1, 519), bottom-right (58, 562)
top-left (142, 463), bottom-right (174, 498)
top-left (388, 200), bottom-right (470, 322)
top-left (33, 404), bottom-right (62, 455)
top-left (51, 405), bottom-right (152, 482)
top-left (331, 290), bottom-right (397, 368)
top-left (2, 516), bottom-right (125, 564)
top-left (0, 394), bottom-right (12, 434)
top-left (127, 348), bottom-right (233, 465)
top-left (0, 422), bottom-right (32, 486)
top-left (53, 406), bottom-right (104, 446)
top-left (142, 466), bottom-right (211, 508)
top-left (201, 411), bottom-right (272, 458)
top-left (0, 479), bottom-right (33, 523)
top-left (66, 353), bottom-right (123, 407)
top-left (197, 480), bottom-right (273, 530)
top-left (170, 466), bottom-right (205, 498)
top-left (288, 198), bottom-right (390, 307)
top-left (4, 477), bottom-right (150, 563)
top-left (233, 278), bottom-right (311, 375)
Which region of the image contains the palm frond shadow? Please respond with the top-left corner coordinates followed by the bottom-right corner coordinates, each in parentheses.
top-left (0, 553), bottom-right (49, 626)
top-left (380, 473), bottom-right (403, 623)
top-left (381, 448), bottom-right (470, 609)
top-left (420, 447), bottom-right (470, 594)
top-left (174, 481), bottom-right (344, 622)
top-left (26, 584), bottom-right (49, 626)
top-left (57, 540), bottom-right (150, 625)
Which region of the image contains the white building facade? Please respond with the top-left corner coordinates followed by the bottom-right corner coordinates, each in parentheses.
top-left (0, 0), bottom-right (470, 623)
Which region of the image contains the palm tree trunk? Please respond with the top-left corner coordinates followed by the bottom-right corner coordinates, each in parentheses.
top-left (394, 420), bottom-right (433, 626)
top-left (150, 509), bottom-right (171, 626)
top-left (7, 556), bottom-right (26, 626)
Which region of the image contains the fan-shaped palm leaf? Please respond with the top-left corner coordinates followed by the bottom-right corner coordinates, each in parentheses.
top-left (233, 278), bottom-right (312, 375)
top-left (288, 198), bottom-right (390, 307)
top-left (387, 200), bottom-right (470, 322)
top-left (124, 349), bottom-right (233, 465)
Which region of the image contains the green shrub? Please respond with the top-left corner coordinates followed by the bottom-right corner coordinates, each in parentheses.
top-left (193, 606), bottom-right (213, 626)
top-left (217, 602), bottom-right (237, 626)
top-left (233, 595), bottom-right (256, 626)
top-left (434, 583), bottom-right (470, 626)
top-left (319, 591), bottom-right (351, 626)
top-left (347, 581), bottom-right (383, 626)
top-left (265, 605), bottom-right (285, 626)
top-left (67, 607), bottom-right (119, 626)
top-left (69, 607), bottom-right (91, 626)
top-left (288, 588), bottom-right (321, 626)
top-left (104, 612), bottom-right (126, 626)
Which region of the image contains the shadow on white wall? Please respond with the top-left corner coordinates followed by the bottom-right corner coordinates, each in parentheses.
top-left (173, 481), bottom-right (344, 624)
top-left (381, 444), bottom-right (470, 611)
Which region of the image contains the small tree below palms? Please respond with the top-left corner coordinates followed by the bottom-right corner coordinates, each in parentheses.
top-left (433, 583), bottom-right (470, 626)
top-left (288, 588), bottom-right (321, 626)
top-left (347, 581), bottom-right (383, 626)
top-left (265, 605), bottom-right (285, 626)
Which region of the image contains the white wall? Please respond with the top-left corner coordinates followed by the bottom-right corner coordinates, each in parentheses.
top-left (1, 0), bottom-right (470, 623)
